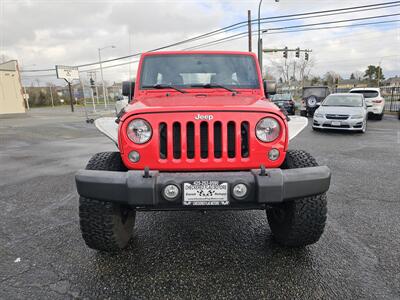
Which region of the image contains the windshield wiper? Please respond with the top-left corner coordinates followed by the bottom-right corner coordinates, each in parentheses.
top-left (143, 84), bottom-right (187, 94)
top-left (191, 83), bottom-right (238, 94)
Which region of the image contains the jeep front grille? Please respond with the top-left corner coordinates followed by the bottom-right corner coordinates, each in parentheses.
top-left (159, 120), bottom-right (250, 160)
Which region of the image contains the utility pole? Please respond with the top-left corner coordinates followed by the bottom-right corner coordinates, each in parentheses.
top-left (247, 10), bottom-right (252, 52)
top-left (49, 85), bottom-right (54, 107)
top-left (258, 0), bottom-right (280, 72)
top-left (98, 45), bottom-right (116, 109)
top-left (65, 79), bottom-right (74, 112)
top-left (98, 48), bottom-right (107, 109)
top-left (257, 0), bottom-right (263, 69)
top-left (378, 60), bottom-right (382, 87)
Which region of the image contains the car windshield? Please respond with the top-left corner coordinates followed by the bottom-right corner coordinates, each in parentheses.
top-left (140, 54), bottom-right (259, 89)
top-left (350, 90), bottom-right (379, 98)
top-left (322, 94), bottom-right (363, 107)
top-left (272, 94), bottom-right (291, 101)
top-left (303, 88), bottom-right (328, 98)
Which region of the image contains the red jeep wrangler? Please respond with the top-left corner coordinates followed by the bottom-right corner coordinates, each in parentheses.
top-left (76, 51), bottom-right (331, 252)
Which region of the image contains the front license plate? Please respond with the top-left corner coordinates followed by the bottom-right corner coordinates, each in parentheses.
top-left (183, 181), bottom-right (229, 206)
top-left (331, 121), bottom-right (341, 126)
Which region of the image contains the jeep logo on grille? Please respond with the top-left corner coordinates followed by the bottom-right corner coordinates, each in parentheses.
top-left (195, 114), bottom-right (214, 121)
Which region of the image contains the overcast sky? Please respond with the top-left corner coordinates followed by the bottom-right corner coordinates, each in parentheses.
top-left (1, 0), bottom-right (399, 85)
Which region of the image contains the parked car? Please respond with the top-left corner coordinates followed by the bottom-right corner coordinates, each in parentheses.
top-left (75, 51), bottom-right (331, 252)
top-left (349, 87), bottom-right (385, 120)
top-left (300, 86), bottom-right (331, 117)
top-left (271, 93), bottom-right (296, 115)
top-left (312, 93), bottom-right (368, 133)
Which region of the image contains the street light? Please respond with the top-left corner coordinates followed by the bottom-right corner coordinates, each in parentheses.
top-left (258, 0), bottom-right (279, 72)
top-left (98, 45), bottom-right (116, 108)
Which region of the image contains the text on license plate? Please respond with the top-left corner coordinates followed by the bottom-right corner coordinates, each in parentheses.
top-left (183, 181), bottom-right (229, 206)
top-left (331, 121), bottom-right (341, 126)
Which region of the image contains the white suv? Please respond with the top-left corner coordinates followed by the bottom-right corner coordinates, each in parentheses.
top-left (349, 88), bottom-right (385, 120)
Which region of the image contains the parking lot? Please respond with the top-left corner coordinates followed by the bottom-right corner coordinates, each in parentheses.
top-left (0, 107), bottom-right (399, 299)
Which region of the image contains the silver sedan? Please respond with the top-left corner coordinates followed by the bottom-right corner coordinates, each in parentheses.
top-left (312, 93), bottom-right (368, 133)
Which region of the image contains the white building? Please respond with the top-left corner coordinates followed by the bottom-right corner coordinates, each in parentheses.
top-left (0, 60), bottom-right (26, 115)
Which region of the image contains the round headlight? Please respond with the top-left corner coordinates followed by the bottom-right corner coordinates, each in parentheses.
top-left (127, 119), bottom-right (152, 144)
top-left (256, 117), bottom-right (280, 142)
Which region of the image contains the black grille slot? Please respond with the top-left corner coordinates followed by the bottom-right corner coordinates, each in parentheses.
top-left (200, 122), bottom-right (208, 158)
top-left (227, 121), bottom-right (235, 158)
top-left (214, 122), bottom-right (222, 158)
top-left (187, 122), bottom-right (195, 159)
top-left (173, 122), bottom-right (181, 159)
top-left (159, 123), bottom-right (167, 159)
top-left (241, 121), bottom-right (249, 158)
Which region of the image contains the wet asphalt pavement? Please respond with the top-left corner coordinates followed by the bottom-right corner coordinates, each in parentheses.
top-left (0, 107), bottom-right (399, 299)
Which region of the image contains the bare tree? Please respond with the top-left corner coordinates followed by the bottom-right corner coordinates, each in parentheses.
top-left (298, 57), bottom-right (315, 86)
top-left (271, 57), bottom-right (314, 87)
top-left (353, 71), bottom-right (363, 81)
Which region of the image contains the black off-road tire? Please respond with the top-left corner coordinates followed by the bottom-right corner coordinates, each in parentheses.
top-left (79, 152), bottom-right (135, 252)
top-left (267, 150), bottom-right (327, 247)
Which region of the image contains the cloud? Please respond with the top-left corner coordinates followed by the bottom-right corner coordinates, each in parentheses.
top-left (0, 0), bottom-right (398, 85)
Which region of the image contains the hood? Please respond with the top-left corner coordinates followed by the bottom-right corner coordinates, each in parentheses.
top-left (123, 93), bottom-right (281, 115)
top-left (316, 106), bottom-right (364, 115)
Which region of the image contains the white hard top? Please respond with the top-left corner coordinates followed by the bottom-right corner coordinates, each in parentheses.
top-left (349, 87), bottom-right (380, 92)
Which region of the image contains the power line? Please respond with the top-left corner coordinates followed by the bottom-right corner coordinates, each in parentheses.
top-left (83, 18), bottom-right (399, 72)
top-left (21, 1), bottom-right (400, 73)
top-left (227, 3), bottom-right (400, 35)
top-left (266, 13), bottom-right (400, 32)
top-left (184, 19), bottom-right (399, 50)
top-left (30, 19), bottom-right (399, 75)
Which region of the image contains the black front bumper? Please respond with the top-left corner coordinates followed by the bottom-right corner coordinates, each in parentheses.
top-left (75, 167), bottom-right (331, 210)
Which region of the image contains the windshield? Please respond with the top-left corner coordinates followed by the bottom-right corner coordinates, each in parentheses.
top-left (272, 94), bottom-right (291, 101)
top-left (350, 90), bottom-right (379, 98)
top-left (303, 88), bottom-right (328, 98)
top-left (140, 54), bottom-right (259, 89)
top-left (322, 94), bottom-right (363, 107)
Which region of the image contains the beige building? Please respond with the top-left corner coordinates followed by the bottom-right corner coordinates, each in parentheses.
top-left (0, 60), bottom-right (26, 115)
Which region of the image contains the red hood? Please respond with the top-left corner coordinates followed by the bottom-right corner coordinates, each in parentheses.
top-left (121, 92), bottom-right (282, 122)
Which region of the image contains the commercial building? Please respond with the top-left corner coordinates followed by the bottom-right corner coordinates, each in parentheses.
top-left (0, 60), bottom-right (26, 115)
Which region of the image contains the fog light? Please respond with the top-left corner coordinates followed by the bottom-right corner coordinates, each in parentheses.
top-left (268, 148), bottom-right (280, 161)
top-left (128, 151), bottom-right (140, 163)
top-left (232, 183), bottom-right (248, 199)
top-left (163, 184), bottom-right (180, 201)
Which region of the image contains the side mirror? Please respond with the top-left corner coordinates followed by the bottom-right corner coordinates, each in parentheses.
top-left (122, 81), bottom-right (135, 100)
top-left (263, 80), bottom-right (276, 98)
top-left (316, 102), bottom-right (321, 106)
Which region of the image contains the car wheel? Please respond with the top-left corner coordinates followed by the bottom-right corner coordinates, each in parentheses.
top-left (266, 150), bottom-right (327, 247)
top-left (376, 112), bottom-right (384, 120)
top-left (79, 152), bottom-right (135, 252)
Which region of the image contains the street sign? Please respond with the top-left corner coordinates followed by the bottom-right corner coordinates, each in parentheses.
top-left (56, 65), bottom-right (79, 83)
top-left (56, 65), bottom-right (79, 112)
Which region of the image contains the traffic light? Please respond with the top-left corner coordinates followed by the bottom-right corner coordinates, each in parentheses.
top-left (283, 47), bottom-right (288, 59)
top-left (90, 77), bottom-right (95, 87)
top-left (295, 47), bottom-right (300, 58)
top-left (305, 52), bottom-right (309, 61)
